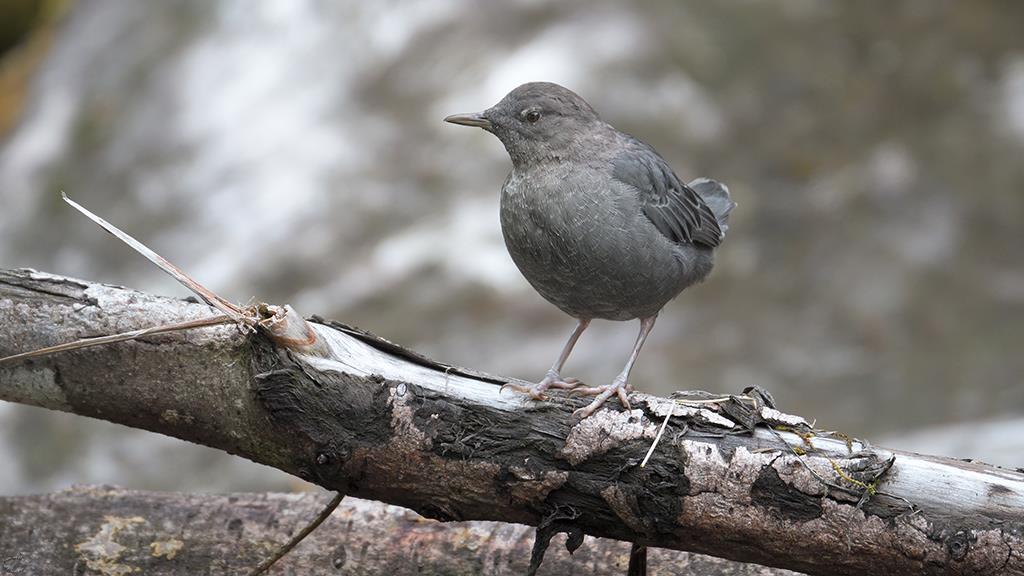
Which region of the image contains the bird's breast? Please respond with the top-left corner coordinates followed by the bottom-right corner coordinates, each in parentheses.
top-left (498, 168), bottom-right (710, 320)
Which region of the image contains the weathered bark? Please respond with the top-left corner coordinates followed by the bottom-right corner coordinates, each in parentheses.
top-left (0, 486), bottom-right (802, 575)
top-left (1, 268), bottom-right (1022, 576)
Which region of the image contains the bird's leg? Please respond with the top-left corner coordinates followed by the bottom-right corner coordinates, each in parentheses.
top-left (501, 318), bottom-right (590, 400)
top-left (572, 315), bottom-right (657, 418)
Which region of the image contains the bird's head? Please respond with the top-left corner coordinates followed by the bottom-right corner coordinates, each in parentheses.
top-left (445, 82), bottom-right (601, 166)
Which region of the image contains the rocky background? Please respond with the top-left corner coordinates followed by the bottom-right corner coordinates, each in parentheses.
top-left (0, 0), bottom-right (1021, 494)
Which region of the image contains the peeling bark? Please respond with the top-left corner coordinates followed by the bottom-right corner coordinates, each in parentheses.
top-left (1, 268), bottom-right (1023, 576)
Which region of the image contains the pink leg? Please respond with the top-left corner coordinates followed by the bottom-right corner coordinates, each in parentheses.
top-left (501, 319), bottom-right (590, 400)
top-left (572, 315), bottom-right (657, 418)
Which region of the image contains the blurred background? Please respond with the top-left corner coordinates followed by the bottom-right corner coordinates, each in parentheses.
top-left (0, 0), bottom-right (1021, 496)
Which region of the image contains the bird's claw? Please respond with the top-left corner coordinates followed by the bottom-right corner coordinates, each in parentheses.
top-left (500, 370), bottom-right (585, 401)
top-left (571, 378), bottom-right (632, 418)
top-left (500, 381), bottom-right (544, 399)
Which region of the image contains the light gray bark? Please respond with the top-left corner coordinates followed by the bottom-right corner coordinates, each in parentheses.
top-left (1, 268), bottom-right (1022, 576)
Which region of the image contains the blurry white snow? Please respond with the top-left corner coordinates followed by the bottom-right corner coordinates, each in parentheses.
top-left (168, 1), bottom-right (349, 289)
top-left (437, 7), bottom-right (650, 120)
top-left (867, 142), bottom-right (916, 200)
top-left (0, 1), bottom-right (127, 249)
top-left (1003, 58), bottom-right (1024, 141)
top-left (298, 194), bottom-right (521, 312)
top-left (882, 417), bottom-right (1024, 469)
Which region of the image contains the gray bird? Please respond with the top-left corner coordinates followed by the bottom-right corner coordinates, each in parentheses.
top-left (445, 82), bottom-right (735, 418)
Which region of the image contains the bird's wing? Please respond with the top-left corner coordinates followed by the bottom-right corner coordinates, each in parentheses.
top-left (612, 139), bottom-right (723, 248)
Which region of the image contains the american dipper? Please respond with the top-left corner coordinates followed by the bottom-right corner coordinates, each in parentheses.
top-left (445, 82), bottom-right (735, 418)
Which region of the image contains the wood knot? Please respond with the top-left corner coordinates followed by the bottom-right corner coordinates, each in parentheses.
top-left (946, 530), bottom-right (973, 561)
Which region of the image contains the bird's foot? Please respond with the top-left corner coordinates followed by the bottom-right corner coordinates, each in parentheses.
top-left (570, 376), bottom-right (632, 418)
top-left (500, 369), bottom-right (583, 401)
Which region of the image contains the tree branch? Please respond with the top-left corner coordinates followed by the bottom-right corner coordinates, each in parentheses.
top-left (1, 268), bottom-right (1022, 576)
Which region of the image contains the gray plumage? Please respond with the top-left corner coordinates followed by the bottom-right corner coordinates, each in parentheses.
top-left (445, 81), bottom-right (735, 417)
top-left (477, 82), bottom-right (734, 320)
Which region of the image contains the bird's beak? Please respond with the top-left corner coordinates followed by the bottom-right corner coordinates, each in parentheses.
top-left (444, 112), bottom-right (493, 131)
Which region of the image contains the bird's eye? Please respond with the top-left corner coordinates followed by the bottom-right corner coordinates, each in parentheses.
top-left (525, 110), bottom-right (541, 123)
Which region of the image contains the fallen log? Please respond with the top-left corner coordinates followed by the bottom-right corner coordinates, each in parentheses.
top-left (0, 486), bottom-right (807, 575)
top-left (1, 268), bottom-right (1022, 575)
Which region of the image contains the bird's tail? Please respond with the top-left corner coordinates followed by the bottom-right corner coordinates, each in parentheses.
top-left (689, 178), bottom-right (736, 237)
